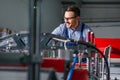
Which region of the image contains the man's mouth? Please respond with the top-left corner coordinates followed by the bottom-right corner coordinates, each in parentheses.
top-left (66, 22), bottom-right (70, 25)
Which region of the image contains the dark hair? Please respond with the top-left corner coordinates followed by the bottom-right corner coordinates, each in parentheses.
top-left (66, 5), bottom-right (80, 17)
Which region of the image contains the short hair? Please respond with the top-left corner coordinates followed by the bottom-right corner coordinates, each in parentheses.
top-left (65, 5), bottom-right (80, 17)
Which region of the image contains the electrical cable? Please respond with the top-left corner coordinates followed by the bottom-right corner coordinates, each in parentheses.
top-left (72, 40), bottom-right (110, 80)
top-left (66, 53), bottom-right (78, 80)
top-left (45, 36), bottom-right (110, 80)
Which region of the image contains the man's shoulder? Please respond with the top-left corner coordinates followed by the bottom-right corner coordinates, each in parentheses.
top-left (80, 22), bottom-right (90, 28)
top-left (54, 23), bottom-right (66, 31)
top-left (80, 22), bottom-right (92, 31)
top-left (59, 23), bottom-right (66, 27)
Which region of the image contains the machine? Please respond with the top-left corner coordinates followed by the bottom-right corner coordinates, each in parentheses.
top-left (0, 32), bottom-right (110, 80)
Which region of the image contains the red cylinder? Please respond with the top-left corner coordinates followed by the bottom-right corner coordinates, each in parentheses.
top-left (90, 32), bottom-right (94, 43)
top-left (71, 68), bottom-right (88, 80)
top-left (87, 30), bottom-right (91, 42)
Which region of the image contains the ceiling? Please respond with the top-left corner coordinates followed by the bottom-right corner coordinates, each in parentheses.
top-left (61, 0), bottom-right (120, 6)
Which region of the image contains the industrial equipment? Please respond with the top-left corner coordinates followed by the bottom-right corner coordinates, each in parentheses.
top-left (0, 32), bottom-right (110, 80)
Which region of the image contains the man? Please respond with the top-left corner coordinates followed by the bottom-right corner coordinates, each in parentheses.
top-left (52, 5), bottom-right (93, 42)
top-left (51, 5), bottom-right (94, 65)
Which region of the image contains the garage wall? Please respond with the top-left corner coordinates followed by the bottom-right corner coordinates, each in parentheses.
top-left (0, 0), bottom-right (29, 32)
top-left (87, 22), bottom-right (120, 38)
top-left (80, 1), bottom-right (120, 38)
top-left (0, 0), bottom-right (62, 33)
top-left (0, 0), bottom-right (120, 38)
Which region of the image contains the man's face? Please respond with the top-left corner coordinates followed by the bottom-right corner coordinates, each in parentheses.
top-left (64, 11), bottom-right (80, 29)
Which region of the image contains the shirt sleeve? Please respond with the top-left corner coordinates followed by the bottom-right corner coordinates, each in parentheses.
top-left (51, 23), bottom-right (66, 36)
